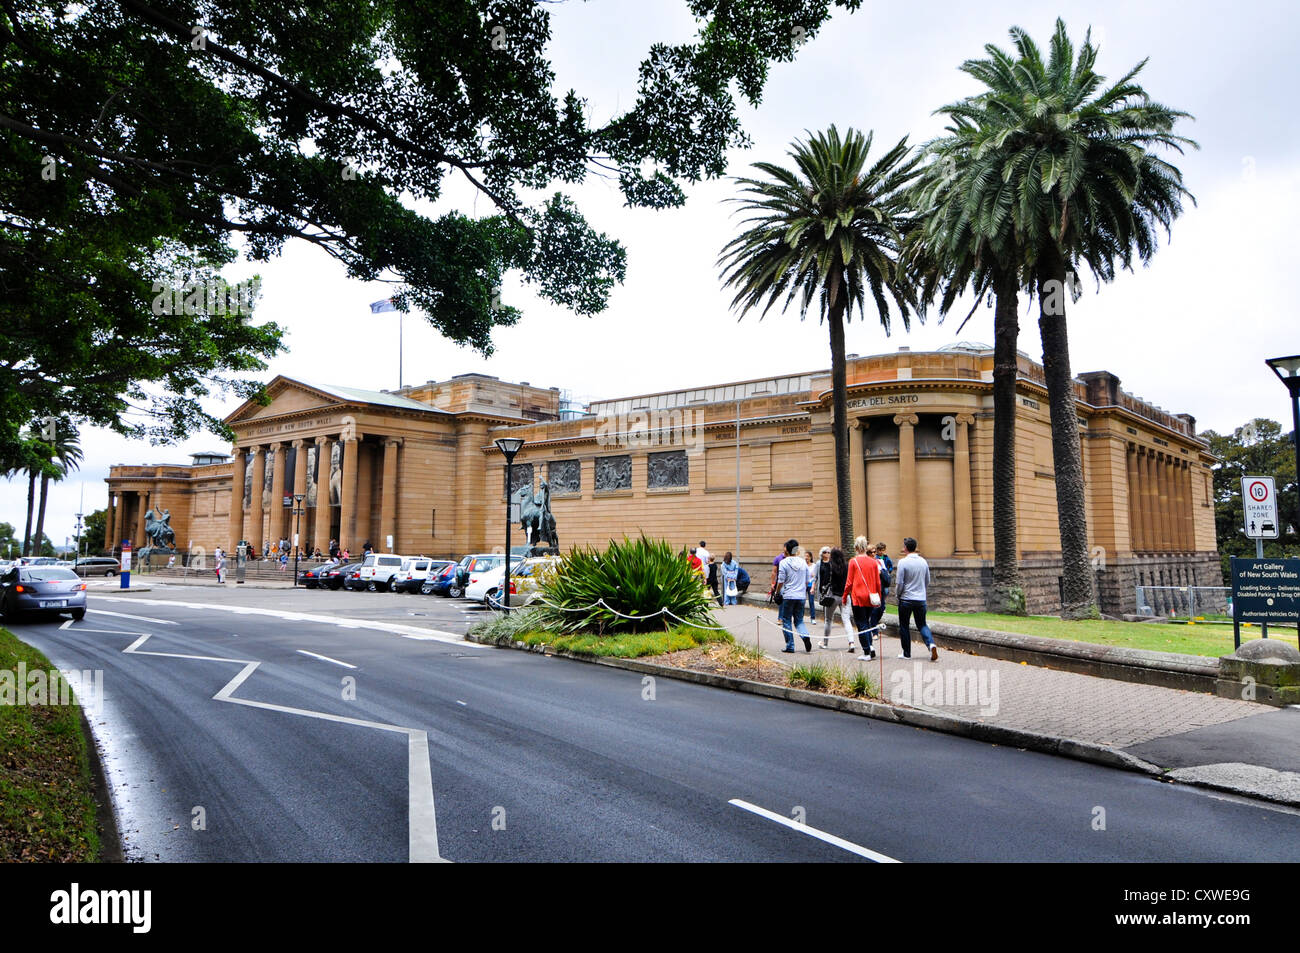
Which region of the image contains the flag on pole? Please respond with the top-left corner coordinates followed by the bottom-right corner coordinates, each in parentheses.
top-left (369, 298), bottom-right (396, 313)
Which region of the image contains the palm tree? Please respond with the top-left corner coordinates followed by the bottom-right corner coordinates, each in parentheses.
top-left (909, 123), bottom-right (1027, 614)
top-left (944, 20), bottom-right (1195, 617)
top-left (33, 424), bottom-right (83, 557)
top-left (1, 432), bottom-right (45, 557)
top-left (718, 126), bottom-right (920, 551)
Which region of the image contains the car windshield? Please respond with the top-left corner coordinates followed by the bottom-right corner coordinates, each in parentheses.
top-left (24, 569), bottom-right (79, 581)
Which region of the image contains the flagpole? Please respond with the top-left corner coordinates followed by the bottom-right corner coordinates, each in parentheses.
top-left (399, 310), bottom-right (404, 389)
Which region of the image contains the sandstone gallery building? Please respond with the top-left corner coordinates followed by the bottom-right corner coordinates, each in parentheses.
top-left (104, 345), bottom-right (1220, 615)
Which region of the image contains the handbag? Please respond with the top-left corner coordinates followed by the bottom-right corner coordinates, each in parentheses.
top-left (842, 595), bottom-right (855, 642)
top-left (725, 577), bottom-right (738, 598)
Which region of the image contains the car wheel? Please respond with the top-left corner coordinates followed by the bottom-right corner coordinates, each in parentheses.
top-left (366, 581), bottom-right (378, 592)
top-left (449, 585), bottom-right (463, 599)
top-left (106, 569), bottom-right (115, 577)
top-left (420, 583), bottom-right (434, 595)
top-left (71, 608), bottom-right (85, 621)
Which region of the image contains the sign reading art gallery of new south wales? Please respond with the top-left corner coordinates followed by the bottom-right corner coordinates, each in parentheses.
top-left (104, 345), bottom-right (1221, 615)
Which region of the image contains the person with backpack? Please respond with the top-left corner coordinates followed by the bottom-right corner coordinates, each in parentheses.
top-left (870, 541), bottom-right (894, 634)
top-left (720, 552), bottom-right (741, 606)
top-left (842, 536), bottom-right (883, 660)
top-left (776, 539), bottom-right (811, 653)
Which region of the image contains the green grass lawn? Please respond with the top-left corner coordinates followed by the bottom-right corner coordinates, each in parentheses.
top-left (910, 610), bottom-right (1268, 658)
top-left (0, 627), bottom-right (100, 861)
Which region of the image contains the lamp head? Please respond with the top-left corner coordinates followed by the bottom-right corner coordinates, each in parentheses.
top-left (1266, 354), bottom-right (1300, 390)
top-left (495, 437), bottom-right (525, 459)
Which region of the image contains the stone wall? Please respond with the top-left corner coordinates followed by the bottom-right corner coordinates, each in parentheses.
top-left (924, 552), bottom-right (1224, 616)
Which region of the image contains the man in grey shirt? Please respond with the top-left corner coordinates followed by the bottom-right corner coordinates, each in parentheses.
top-left (776, 538), bottom-right (812, 653)
top-left (894, 537), bottom-right (938, 661)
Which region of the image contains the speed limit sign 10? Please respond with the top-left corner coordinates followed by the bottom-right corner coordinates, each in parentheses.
top-left (1242, 476), bottom-right (1280, 539)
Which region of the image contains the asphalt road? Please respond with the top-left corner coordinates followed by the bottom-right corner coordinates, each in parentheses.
top-left (9, 584), bottom-right (1300, 862)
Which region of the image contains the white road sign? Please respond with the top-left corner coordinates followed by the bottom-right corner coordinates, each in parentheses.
top-left (1242, 475), bottom-right (1280, 539)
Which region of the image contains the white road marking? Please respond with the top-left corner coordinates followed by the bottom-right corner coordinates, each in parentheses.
top-left (456, 700), bottom-right (467, 706)
top-left (296, 649), bottom-right (357, 669)
top-left (92, 596), bottom-right (483, 647)
top-left (124, 632), bottom-right (445, 862)
top-left (89, 608), bottom-right (178, 625)
top-left (728, 799), bottom-right (901, 863)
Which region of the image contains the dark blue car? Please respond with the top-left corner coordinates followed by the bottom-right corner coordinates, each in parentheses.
top-left (425, 561), bottom-right (461, 596)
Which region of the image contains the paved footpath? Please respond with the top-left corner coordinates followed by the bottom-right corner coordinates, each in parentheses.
top-left (715, 602), bottom-right (1300, 804)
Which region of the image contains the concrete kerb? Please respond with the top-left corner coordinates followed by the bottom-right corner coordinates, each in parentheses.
top-left (463, 632), bottom-right (1168, 782)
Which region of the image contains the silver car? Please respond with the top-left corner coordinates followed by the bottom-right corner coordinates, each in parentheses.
top-left (0, 566), bottom-right (88, 621)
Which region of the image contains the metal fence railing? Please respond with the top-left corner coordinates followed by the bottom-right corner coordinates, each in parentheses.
top-left (1135, 585), bottom-right (1231, 620)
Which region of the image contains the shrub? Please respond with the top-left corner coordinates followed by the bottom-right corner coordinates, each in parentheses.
top-left (468, 608), bottom-right (545, 645)
top-left (532, 534), bottom-right (715, 634)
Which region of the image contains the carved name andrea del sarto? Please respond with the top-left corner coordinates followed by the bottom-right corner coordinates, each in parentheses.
top-left (847, 394), bottom-right (920, 409)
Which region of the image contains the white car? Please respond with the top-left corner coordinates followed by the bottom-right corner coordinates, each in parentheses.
top-left (357, 553), bottom-right (405, 592)
top-left (465, 558), bottom-right (526, 606)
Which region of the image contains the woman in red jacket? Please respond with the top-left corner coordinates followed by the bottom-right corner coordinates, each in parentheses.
top-left (842, 536), bottom-right (882, 660)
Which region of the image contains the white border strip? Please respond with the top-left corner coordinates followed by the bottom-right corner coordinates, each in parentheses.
top-left (296, 649), bottom-right (357, 669)
top-left (729, 799), bottom-right (901, 863)
top-left (91, 596), bottom-right (483, 647)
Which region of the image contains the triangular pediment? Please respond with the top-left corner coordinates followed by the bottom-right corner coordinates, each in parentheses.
top-left (225, 377), bottom-right (346, 425)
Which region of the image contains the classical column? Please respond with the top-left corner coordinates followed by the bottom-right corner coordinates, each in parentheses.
top-left (1164, 452), bottom-right (1175, 551)
top-left (227, 446), bottom-right (246, 550)
top-left (1171, 459), bottom-right (1184, 552)
top-left (340, 435), bottom-right (359, 552)
top-left (379, 438), bottom-right (401, 552)
top-left (1140, 449), bottom-right (1157, 553)
top-left (848, 420), bottom-right (868, 542)
top-left (312, 436), bottom-right (331, 555)
top-left (267, 443), bottom-right (287, 547)
top-left (105, 493), bottom-right (117, 554)
top-left (134, 490), bottom-right (149, 547)
top-left (1125, 443), bottom-right (1140, 555)
top-left (895, 413), bottom-right (918, 539)
top-left (291, 439), bottom-right (308, 556)
top-left (952, 414), bottom-right (976, 557)
top-left (1179, 461), bottom-right (1193, 553)
top-left (248, 446), bottom-right (266, 549)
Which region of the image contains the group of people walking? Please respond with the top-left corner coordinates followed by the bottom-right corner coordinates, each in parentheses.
top-left (686, 541), bottom-right (750, 606)
top-left (769, 536), bottom-right (938, 661)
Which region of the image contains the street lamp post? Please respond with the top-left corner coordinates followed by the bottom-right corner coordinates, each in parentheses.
top-left (291, 493), bottom-right (306, 588)
top-left (1266, 355), bottom-right (1300, 541)
top-left (494, 437), bottom-right (525, 613)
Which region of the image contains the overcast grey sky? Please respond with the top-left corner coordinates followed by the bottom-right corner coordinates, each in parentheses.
top-left (8, 0), bottom-right (1299, 550)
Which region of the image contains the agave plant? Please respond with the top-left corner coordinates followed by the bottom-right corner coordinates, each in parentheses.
top-left (533, 535), bottom-right (716, 634)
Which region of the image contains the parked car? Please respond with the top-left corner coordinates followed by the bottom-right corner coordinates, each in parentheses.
top-left (357, 553), bottom-right (405, 592)
top-left (424, 561), bottom-right (461, 596)
top-left (500, 557), bottom-right (559, 608)
top-left (458, 554), bottom-right (518, 599)
top-left (0, 566), bottom-right (88, 621)
top-left (392, 557), bottom-right (454, 594)
top-left (445, 555), bottom-right (474, 598)
top-left (74, 557), bottom-right (121, 577)
top-left (465, 556), bottom-right (528, 606)
top-left (342, 563), bottom-right (368, 591)
top-left (296, 561), bottom-right (337, 589)
top-left (317, 561), bottom-right (359, 590)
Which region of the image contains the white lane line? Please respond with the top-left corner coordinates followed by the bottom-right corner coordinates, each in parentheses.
top-left (89, 608), bottom-right (178, 626)
top-left (296, 649), bottom-right (357, 669)
top-left (728, 799), bottom-right (901, 863)
top-left (124, 632), bottom-right (444, 862)
top-left (92, 596), bottom-right (484, 647)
